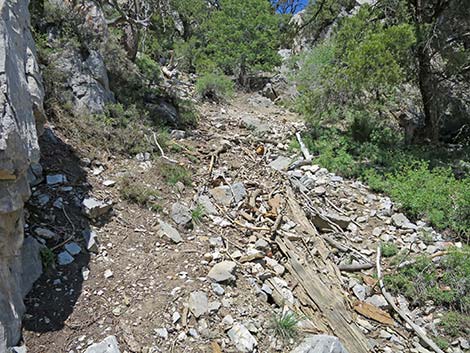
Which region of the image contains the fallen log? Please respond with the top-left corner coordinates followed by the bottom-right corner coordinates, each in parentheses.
top-left (338, 263), bottom-right (374, 272)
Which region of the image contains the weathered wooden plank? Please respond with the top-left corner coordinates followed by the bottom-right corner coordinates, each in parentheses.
top-left (277, 237), bottom-right (371, 353)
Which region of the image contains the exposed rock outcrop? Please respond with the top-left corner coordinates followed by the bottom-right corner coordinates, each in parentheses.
top-left (50, 47), bottom-right (115, 116)
top-left (0, 0), bottom-right (45, 349)
top-left (44, 0), bottom-right (114, 116)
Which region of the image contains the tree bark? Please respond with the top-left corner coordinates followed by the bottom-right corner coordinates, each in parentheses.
top-left (416, 45), bottom-right (440, 142)
top-left (411, 0), bottom-right (441, 142)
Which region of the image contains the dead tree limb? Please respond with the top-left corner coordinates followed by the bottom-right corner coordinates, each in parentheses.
top-left (296, 132), bottom-right (312, 161)
top-left (152, 132), bottom-right (178, 164)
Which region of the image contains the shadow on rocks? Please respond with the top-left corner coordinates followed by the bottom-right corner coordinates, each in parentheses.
top-left (22, 128), bottom-right (110, 334)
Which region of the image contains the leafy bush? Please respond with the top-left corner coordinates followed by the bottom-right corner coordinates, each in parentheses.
top-left (195, 0), bottom-right (281, 76)
top-left (381, 242), bottom-right (398, 257)
top-left (384, 162), bottom-right (470, 233)
top-left (298, 126), bottom-right (469, 235)
top-left (384, 247), bottom-right (470, 314)
top-left (136, 53), bottom-right (160, 84)
top-left (176, 99), bottom-right (199, 126)
top-left (195, 73), bottom-right (234, 102)
top-left (293, 5), bottom-right (415, 136)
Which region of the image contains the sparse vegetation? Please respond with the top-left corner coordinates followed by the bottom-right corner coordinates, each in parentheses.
top-left (381, 242), bottom-right (398, 258)
top-left (40, 247), bottom-right (55, 270)
top-left (438, 311), bottom-right (470, 338)
top-left (433, 336), bottom-right (450, 350)
top-left (272, 311), bottom-right (300, 340)
top-left (160, 164), bottom-right (192, 186)
top-left (384, 247), bottom-right (470, 340)
top-left (191, 204), bottom-right (206, 225)
top-left (289, 130), bottom-right (470, 238)
top-left (384, 247), bottom-right (470, 315)
top-left (120, 176), bottom-right (161, 212)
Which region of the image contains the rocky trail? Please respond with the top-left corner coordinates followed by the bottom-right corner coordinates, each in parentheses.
top-left (21, 93), bottom-right (467, 353)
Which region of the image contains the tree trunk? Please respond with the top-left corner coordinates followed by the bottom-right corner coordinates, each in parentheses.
top-left (412, 0), bottom-right (440, 142)
top-left (416, 46), bottom-right (440, 142)
top-left (122, 24), bottom-right (140, 62)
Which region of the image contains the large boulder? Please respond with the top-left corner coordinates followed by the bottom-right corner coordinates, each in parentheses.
top-left (0, 0), bottom-right (45, 348)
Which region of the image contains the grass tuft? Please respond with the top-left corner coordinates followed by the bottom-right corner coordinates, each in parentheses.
top-left (120, 176), bottom-right (161, 212)
top-left (191, 204), bottom-right (205, 226)
top-left (160, 164), bottom-right (192, 186)
top-left (40, 247), bottom-right (55, 270)
top-left (272, 311), bottom-right (300, 340)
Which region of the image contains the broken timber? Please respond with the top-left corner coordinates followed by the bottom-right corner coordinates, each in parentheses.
top-left (276, 187), bottom-right (371, 353)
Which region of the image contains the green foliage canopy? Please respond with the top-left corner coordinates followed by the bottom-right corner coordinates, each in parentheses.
top-left (196, 0), bottom-right (282, 75)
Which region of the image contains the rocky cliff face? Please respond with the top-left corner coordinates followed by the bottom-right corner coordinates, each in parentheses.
top-left (0, 0), bottom-right (45, 350)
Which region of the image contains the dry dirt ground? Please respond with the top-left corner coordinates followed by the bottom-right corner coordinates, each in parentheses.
top-left (21, 94), bottom-right (458, 353)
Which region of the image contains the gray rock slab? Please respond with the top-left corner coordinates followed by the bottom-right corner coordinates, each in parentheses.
top-left (58, 251), bottom-right (74, 266)
top-left (207, 261), bottom-right (237, 283)
top-left (269, 156), bottom-right (292, 171)
top-left (36, 194), bottom-right (50, 206)
top-left (34, 227), bottom-right (56, 240)
top-left (392, 213), bottom-right (417, 230)
top-left (290, 335), bottom-right (349, 353)
top-left (9, 345), bottom-right (27, 353)
top-left (171, 203), bottom-right (192, 226)
top-left (84, 336), bottom-right (120, 353)
top-left (352, 284), bottom-right (367, 302)
top-left (158, 221), bottom-right (183, 243)
top-left (209, 186), bottom-right (233, 206)
top-left (232, 182), bottom-right (247, 203)
top-left (64, 242), bottom-right (81, 256)
top-left (188, 291), bottom-right (208, 318)
top-left (198, 195), bottom-right (218, 215)
top-left (365, 294), bottom-right (389, 309)
top-left (83, 229), bottom-right (99, 253)
top-left (0, 0), bottom-right (46, 346)
top-left (20, 237), bottom-right (43, 296)
top-left (46, 174), bottom-right (67, 185)
top-left (241, 116), bottom-right (270, 132)
top-left (312, 212), bottom-right (351, 231)
top-left (82, 198), bottom-right (112, 219)
top-left (228, 323), bottom-right (257, 352)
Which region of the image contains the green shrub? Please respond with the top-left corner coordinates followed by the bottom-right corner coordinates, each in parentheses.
top-left (381, 242), bottom-right (398, 257)
top-left (195, 73), bottom-right (234, 102)
top-left (350, 113), bottom-right (376, 143)
top-left (136, 53), bottom-right (160, 84)
top-left (303, 126), bottom-right (469, 235)
top-left (293, 7), bottom-right (415, 130)
top-left (385, 162), bottom-right (470, 233)
top-left (160, 164), bottom-right (192, 186)
top-left (384, 247), bottom-right (470, 314)
top-left (176, 99), bottom-right (199, 127)
top-left (438, 311), bottom-right (470, 338)
top-left (196, 0), bottom-right (281, 76)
